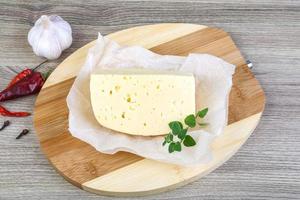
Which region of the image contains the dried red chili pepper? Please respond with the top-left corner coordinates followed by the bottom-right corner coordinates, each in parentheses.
top-left (6, 61), bottom-right (47, 89)
top-left (0, 71), bottom-right (44, 102)
top-left (6, 69), bottom-right (33, 89)
top-left (0, 105), bottom-right (30, 117)
top-left (0, 60), bottom-right (49, 102)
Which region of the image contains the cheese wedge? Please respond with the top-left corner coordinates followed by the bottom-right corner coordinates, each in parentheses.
top-left (90, 70), bottom-right (195, 136)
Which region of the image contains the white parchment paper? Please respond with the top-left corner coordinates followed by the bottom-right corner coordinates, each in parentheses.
top-left (66, 34), bottom-right (235, 166)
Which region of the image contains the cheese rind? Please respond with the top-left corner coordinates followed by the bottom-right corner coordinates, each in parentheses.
top-left (90, 71), bottom-right (195, 136)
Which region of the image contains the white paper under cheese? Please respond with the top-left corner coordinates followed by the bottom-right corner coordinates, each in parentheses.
top-left (90, 72), bottom-right (195, 136)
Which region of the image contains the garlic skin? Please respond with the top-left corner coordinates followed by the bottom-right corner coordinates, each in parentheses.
top-left (28, 15), bottom-right (72, 60)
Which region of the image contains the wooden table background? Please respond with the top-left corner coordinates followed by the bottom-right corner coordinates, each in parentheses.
top-left (0, 0), bottom-right (299, 199)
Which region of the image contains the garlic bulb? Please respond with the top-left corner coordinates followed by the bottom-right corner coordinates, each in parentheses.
top-left (28, 15), bottom-right (72, 60)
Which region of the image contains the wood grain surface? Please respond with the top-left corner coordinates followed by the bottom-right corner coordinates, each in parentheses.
top-left (0, 0), bottom-right (299, 199)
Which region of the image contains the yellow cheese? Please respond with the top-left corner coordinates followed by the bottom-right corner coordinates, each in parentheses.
top-left (90, 70), bottom-right (195, 136)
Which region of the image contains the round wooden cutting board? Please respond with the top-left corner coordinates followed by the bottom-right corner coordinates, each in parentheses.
top-left (33, 23), bottom-right (265, 196)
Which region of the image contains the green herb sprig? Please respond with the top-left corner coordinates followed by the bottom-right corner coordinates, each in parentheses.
top-left (163, 108), bottom-right (208, 153)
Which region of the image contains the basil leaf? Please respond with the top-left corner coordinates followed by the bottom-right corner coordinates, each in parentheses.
top-left (168, 142), bottom-right (176, 153)
top-left (178, 128), bottom-right (187, 140)
top-left (174, 142), bottom-right (182, 152)
top-left (168, 121), bottom-right (183, 135)
top-left (197, 108), bottom-right (208, 118)
top-left (162, 140), bottom-right (167, 146)
top-left (165, 133), bottom-right (173, 143)
top-left (183, 135), bottom-right (196, 147)
top-left (184, 114), bottom-right (196, 128)
top-left (164, 135), bottom-right (168, 142)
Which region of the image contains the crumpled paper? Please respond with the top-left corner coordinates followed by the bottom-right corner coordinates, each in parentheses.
top-left (66, 33), bottom-right (235, 166)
